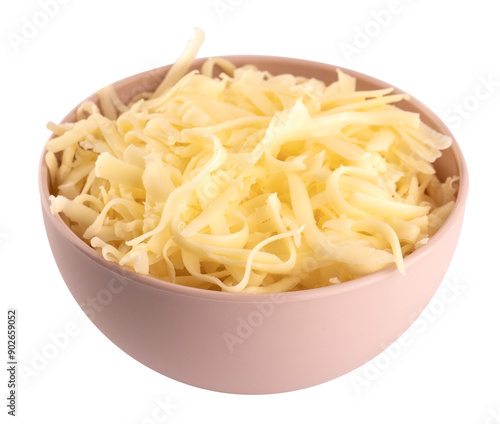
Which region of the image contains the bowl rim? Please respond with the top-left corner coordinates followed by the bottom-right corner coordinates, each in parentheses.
top-left (38, 55), bottom-right (469, 303)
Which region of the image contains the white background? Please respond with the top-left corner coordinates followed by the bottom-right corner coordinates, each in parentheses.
top-left (1, 0), bottom-right (499, 423)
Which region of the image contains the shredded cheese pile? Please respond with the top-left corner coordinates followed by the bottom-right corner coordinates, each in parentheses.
top-left (45, 28), bottom-right (458, 293)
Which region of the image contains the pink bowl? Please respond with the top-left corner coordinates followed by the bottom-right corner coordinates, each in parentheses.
top-left (38, 56), bottom-right (468, 394)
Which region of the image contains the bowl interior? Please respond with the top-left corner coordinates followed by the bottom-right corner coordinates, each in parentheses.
top-left (40, 55), bottom-right (468, 301)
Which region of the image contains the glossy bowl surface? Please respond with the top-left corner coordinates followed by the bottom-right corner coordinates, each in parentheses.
top-left (39, 56), bottom-right (468, 394)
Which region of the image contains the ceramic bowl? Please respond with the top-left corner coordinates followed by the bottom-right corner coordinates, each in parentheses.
top-left (39, 56), bottom-right (468, 394)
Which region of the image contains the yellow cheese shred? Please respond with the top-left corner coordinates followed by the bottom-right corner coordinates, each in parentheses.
top-left (45, 28), bottom-right (458, 293)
